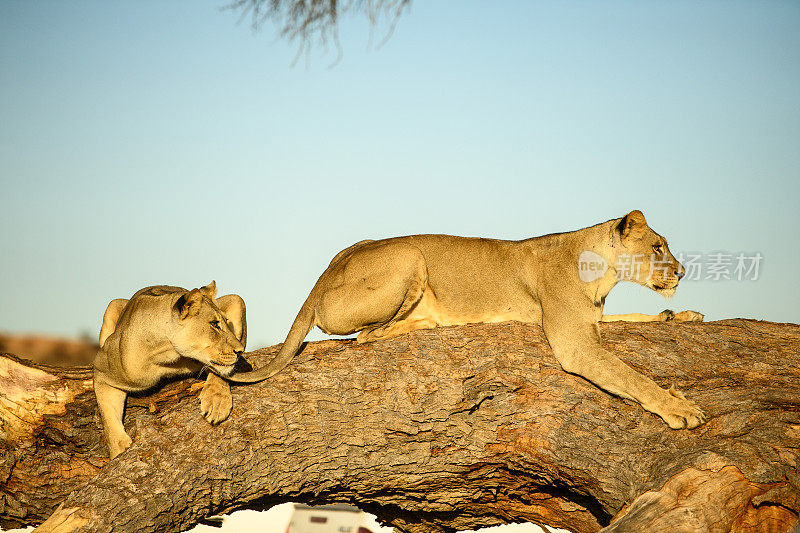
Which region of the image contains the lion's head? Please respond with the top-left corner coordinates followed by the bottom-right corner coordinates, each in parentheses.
top-left (616, 210), bottom-right (686, 298)
top-left (170, 281), bottom-right (244, 376)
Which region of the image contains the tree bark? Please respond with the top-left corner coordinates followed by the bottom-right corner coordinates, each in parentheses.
top-left (1, 319), bottom-right (798, 533)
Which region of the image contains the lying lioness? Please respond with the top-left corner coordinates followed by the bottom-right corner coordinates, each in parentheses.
top-left (230, 210), bottom-right (706, 429)
top-left (93, 282), bottom-right (246, 458)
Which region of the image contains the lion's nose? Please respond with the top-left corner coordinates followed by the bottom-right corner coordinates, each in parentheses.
top-left (676, 270), bottom-right (685, 280)
top-left (235, 349), bottom-right (244, 357)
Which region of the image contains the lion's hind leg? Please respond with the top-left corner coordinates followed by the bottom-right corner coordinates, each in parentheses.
top-left (357, 282), bottom-right (442, 342)
top-left (314, 242), bottom-right (429, 342)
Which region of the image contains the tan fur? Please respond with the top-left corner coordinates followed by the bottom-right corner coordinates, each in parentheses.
top-left (600, 310), bottom-right (704, 323)
top-left (232, 211), bottom-right (706, 430)
top-left (93, 281), bottom-right (246, 458)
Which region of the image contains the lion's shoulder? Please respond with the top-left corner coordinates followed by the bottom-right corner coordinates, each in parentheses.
top-left (129, 285), bottom-right (187, 300)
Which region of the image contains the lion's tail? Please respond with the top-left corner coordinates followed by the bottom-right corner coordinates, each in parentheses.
top-left (225, 298), bottom-right (316, 384)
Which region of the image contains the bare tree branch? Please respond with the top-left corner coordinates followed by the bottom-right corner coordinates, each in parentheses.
top-left (224, 0), bottom-right (410, 60)
top-left (1, 320), bottom-right (798, 532)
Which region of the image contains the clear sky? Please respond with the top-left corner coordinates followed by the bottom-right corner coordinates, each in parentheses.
top-left (3, 1), bottom-right (798, 348)
top-left (1, 2), bottom-right (798, 531)
top-left (3, 1), bottom-right (799, 349)
top-left (0, 0), bottom-right (798, 340)
top-left (0, 0), bottom-right (800, 348)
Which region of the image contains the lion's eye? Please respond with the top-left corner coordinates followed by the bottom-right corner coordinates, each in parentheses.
top-left (210, 320), bottom-right (221, 329)
top-left (653, 244), bottom-right (664, 255)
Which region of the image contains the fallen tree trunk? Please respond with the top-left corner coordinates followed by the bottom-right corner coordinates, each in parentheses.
top-left (1, 319), bottom-right (798, 533)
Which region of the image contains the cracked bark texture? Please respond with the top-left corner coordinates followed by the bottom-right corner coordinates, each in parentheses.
top-left (0, 319), bottom-right (798, 533)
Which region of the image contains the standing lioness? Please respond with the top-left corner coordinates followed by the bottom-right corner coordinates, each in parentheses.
top-left (231, 210), bottom-right (705, 429)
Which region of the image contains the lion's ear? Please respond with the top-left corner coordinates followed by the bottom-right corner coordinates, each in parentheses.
top-left (175, 289), bottom-right (203, 320)
top-left (199, 281), bottom-right (217, 300)
top-left (619, 210), bottom-right (647, 240)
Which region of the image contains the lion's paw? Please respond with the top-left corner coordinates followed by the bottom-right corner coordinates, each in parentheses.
top-left (199, 381), bottom-right (233, 425)
top-left (658, 386), bottom-right (706, 429)
top-left (109, 431), bottom-right (133, 459)
top-left (673, 310), bottom-right (704, 322)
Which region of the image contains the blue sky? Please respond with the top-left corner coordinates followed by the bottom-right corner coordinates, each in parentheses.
top-left (1, 0), bottom-right (799, 349)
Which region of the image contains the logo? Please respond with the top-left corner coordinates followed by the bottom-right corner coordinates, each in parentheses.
top-left (578, 251), bottom-right (608, 282)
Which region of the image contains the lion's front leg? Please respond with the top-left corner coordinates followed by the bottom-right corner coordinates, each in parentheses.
top-left (94, 376), bottom-right (133, 459)
top-left (600, 310), bottom-right (705, 323)
top-left (672, 310), bottom-right (704, 322)
top-left (199, 372), bottom-right (233, 425)
top-left (657, 385), bottom-right (707, 429)
top-left (556, 340), bottom-right (705, 428)
top-left (543, 311), bottom-right (706, 429)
